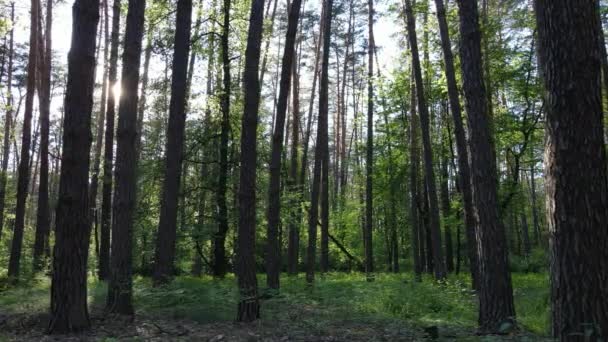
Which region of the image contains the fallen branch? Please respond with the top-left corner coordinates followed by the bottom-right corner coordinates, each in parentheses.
top-left (328, 233), bottom-right (364, 271)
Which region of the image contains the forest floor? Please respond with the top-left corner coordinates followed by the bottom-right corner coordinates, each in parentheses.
top-left (0, 272), bottom-right (552, 341)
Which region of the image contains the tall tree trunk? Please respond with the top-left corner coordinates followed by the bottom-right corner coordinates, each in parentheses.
top-left (236, 0), bottom-right (265, 322)
top-left (106, 0), bottom-right (146, 315)
top-left (259, 0), bottom-right (279, 87)
top-left (152, 0), bottom-right (193, 285)
top-left (404, 0), bottom-right (446, 280)
top-left (136, 29), bottom-right (152, 154)
top-left (434, 0), bottom-right (478, 287)
top-left (307, 0), bottom-right (333, 284)
top-left (47, 0), bottom-right (99, 333)
top-left (440, 136), bottom-right (453, 272)
top-left (408, 76), bottom-right (422, 280)
top-left (99, 0), bottom-right (121, 281)
top-left (286, 38), bottom-right (301, 276)
top-left (88, 0), bottom-right (110, 260)
top-left (535, 0), bottom-right (608, 338)
top-left (8, 0), bottom-right (39, 279)
top-left (0, 3), bottom-right (15, 243)
top-left (455, 0), bottom-right (515, 332)
top-left (300, 19), bottom-right (322, 185)
top-left (33, 0), bottom-right (53, 271)
top-left (265, 0), bottom-right (303, 289)
top-left (214, 0), bottom-right (231, 278)
top-left (364, 0), bottom-right (375, 280)
top-left (529, 162), bottom-right (540, 245)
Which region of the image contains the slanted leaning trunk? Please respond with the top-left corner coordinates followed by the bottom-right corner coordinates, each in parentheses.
top-left (153, 0), bottom-right (193, 285)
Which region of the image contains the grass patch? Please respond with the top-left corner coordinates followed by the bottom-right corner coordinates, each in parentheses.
top-left (0, 272), bottom-right (550, 337)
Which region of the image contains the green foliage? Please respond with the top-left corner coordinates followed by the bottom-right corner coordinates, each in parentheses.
top-left (510, 248), bottom-right (548, 274)
top-left (0, 272), bottom-right (550, 338)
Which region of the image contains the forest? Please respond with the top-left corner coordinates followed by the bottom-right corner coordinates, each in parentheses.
top-left (0, 0), bottom-right (606, 340)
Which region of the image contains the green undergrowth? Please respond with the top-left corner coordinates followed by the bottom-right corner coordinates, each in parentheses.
top-left (0, 272), bottom-right (550, 336)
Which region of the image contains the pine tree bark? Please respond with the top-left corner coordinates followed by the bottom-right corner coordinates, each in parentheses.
top-left (529, 162), bottom-right (540, 244)
top-left (136, 36), bottom-right (151, 150)
top-left (434, 0), bottom-right (478, 287)
top-left (47, 0), bottom-right (100, 333)
top-left (307, 0), bottom-right (333, 285)
top-left (265, 0), bottom-right (304, 289)
top-left (408, 77), bottom-right (422, 280)
top-left (455, 0), bottom-right (515, 332)
top-left (440, 140), bottom-right (453, 272)
top-left (152, 0), bottom-right (193, 285)
top-left (88, 0), bottom-right (110, 263)
top-left (0, 3), bottom-right (15, 243)
top-left (236, 0), bottom-right (265, 322)
top-left (99, 0), bottom-right (121, 281)
top-left (286, 40), bottom-right (301, 276)
top-left (106, 0), bottom-right (146, 315)
top-left (364, 0), bottom-right (375, 279)
top-left (8, 0), bottom-right (39, 278)
top-left (33, 0), bottom-right (53, 271)
top-left (214, 0), bottom-right (231, 278)
top-left (404, 0), bottom-right (446, 280)
top-left (535, 0), bottom-right (608, 338)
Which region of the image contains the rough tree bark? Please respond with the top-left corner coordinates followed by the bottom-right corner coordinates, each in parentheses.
top-left (47, 0), bottom-right (99, 333)
top-left (404, 0), bottom-right (446, 280)
top-left (99, 0), bottom-right (121, 281)
top-left (307, 0), bottom-right (333, 285)
top-left (153, 0), bottom-right (193, 285)
top-left (88, 0), bottom-right (110, 268)
top-left (364, 0), bottom-right (375, 279)
top-left (8, 0), bottom-right (39, 278)
top-left (33, 0), bottom-right (53, 271)
top-left (433, 0), bottom-right (478, 286)
top-left (214, 0), bottom-right (231, 278)
top-left (236, 0), bottom-right (265, 321)
top-left (455, 0), bottom-right (515, 332)
top-left (106, 0), bottom-right (145, 315)
top-left (265, 0), bottom-right (303, 289)
top-left (286, 35), bottom-right (301, 276)
top-left (0, 3), bottom-right (15, 243)
top-left (408, 76), bottom-right (422, 280)
top-left (535, 0), bottom-right (608, 339)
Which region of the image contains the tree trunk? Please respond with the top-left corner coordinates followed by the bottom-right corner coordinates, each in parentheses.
top-left (535, 0), bottom-right (608, 338)
top-left (236, 0), bottom-right (265, 322)
top-left (440, 141), bottom-right (453, 272)
top-left (47, 0), bottom-right (99, 333)
top-left (265, 0), bottom-right (303, 289)
top-left (434, 0), bottom-right (478, 287)
top-left (408, 76), bottom-right (422, 280)
top-left (286, 37), bottom-right (301, 276)
top-left (99, 0), bottom-right (121, 281)
top-left (529, 162), bottom-right (540, 245)
top-left (364, 0), bottom-right (375, 280)
top-left (8, 0), bottom-right (39, 279)
top-left (106, 0), bottom-right (146, 315)
top-left (455, 0), bottom-right (515, 332)
top-left (0, 3), bottom-right (15, 243)
top-left (307, 0), bottom-right (333, 284)
top-left (136, 30), bottom-right (152, 154)
top-left (152, 0), bottom-right (193, 286)
top-left (88, 0), bottom-right (110, 265)
top-left (33, 0), bottom-right (53, 271)
top-left (404, 0), bottom-right (446, 280)
top-left (214, 0), bottom-right (231, 278)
